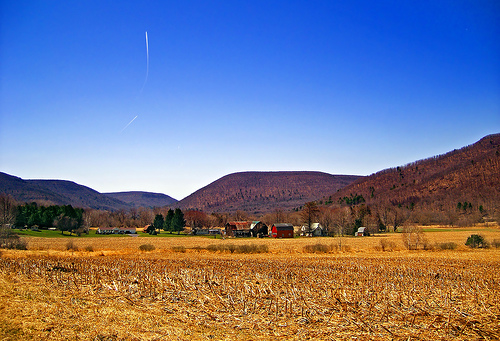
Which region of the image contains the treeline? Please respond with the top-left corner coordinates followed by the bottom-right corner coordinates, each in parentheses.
top-left (146, 208), bottom-right (185, 235)
top-left (14, 202), bottom-right (83, 228)
top-left (314, 197), bottom-right (492, 237)
top-left (0, 193), bottom-right (497, 239)
top-left (13, 202), bottom-right (84, 235)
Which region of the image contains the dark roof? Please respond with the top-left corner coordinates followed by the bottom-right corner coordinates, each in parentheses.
top-left (272, 223), bottom-right (294, 230)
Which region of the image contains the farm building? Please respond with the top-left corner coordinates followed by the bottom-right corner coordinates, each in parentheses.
top-left (225, 221), bottom-right (252, 237)
top-left (96, 227), bottom-right (114, 235)
top-left (193, 228), bottom-right (221, 235)
top-left (117, 227), bottom-right (136, 234)
top-left (250, 221), bottom-right (268, 237)
top-left (270, 223), bottom-right (294, 238)
top-left (96, 227), bottom-right (137, 235)
top-left (300, 223), bottom-right (324, 237)
top-left (356, 227), bottom-right (366, 236)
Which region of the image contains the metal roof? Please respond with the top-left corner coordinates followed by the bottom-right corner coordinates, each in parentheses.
top-left (226, 221), bottom-right (252, 229)
top-left (273, 223), bottom-right (293, 230)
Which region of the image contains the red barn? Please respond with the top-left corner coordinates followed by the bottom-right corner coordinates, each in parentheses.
top-left (271, 223), bottom-right (294, 238)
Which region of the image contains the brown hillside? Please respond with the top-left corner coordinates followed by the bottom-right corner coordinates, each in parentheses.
top-left (332, 134), bottom-right (500, 215)
top-left (104, 191), bottom-right (178, 208)
top-left (0, 172), bottom-right (130, 211)
top-left (178, 171), bottom-right (360, 214)
top-left (0, 173), bottom-right (179, 211)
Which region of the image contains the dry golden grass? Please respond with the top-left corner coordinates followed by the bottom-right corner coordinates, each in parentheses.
top-left (1, 227), bottom-right (499, 340)
top-left (23, 225), bottom-right (500, 254)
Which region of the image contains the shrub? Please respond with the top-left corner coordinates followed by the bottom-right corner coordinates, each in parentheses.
top-left (66, 240), bottom-right (78, 251)
top-left (226, 244), bottom-right (237, 253)
top-left (465, 235), bottom-right (488, 249)
top-left (437, 242), bottom-right (457, 250)
top-left (1, 238), bottom-right (27, 250)
top-left (84, 245), bottom-right (94, 252)
top-left (237, 244), bottom-right (269, 254)
top-left (303, 243), bottom-right (333, 253)
top-left (0, 226), bottom-right (28, 250)
top-left (139, 244), bottom-right (155, 252)
top-left (422, 238), bottom-right (434, 250)
top-left (172, 246), bottom-right (186, 253)
top-left (206, 244), bottom-right (219, 252)
top-left (379, 239), bottom-right (396, 252)
top-left (492, 239), bottom-right (500, 248)
top-left (205, 243), bottom-right (269, 254)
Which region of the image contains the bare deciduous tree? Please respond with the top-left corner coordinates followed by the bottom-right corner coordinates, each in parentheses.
top-left (274, 208), bottom-right (286, 224)
top-left (318, 207), bottom-right (335, 236)
top-left (233, 210), bottom-right (248, 221)
top-left (401, 224), bottom-right (426, 250)
top-left (301, 202), bottom-right (320, 236)
top-left (0, 194), bottom-right (16, 226)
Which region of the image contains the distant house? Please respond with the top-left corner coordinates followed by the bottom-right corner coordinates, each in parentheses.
top-left (271, 223), bottom-right (294, 238)
top-left (96, 227), bottom-right (137, 235)
top-left (115, 227), bottom-right (137, 234)
top-left (96, 227), bottom-right (115, 235)
top-left (193, 228), bottom-right (209, 235)
top-left (250, 221), bottom-right (268, 237)
top-left (300, 223), bottom-right (324, 237)
top-left (356, 227), bottom-right (366, 237)
top-left (193, 228), bottom-right (221, 235)
top-left (225, 221), bottom-right (252, 237)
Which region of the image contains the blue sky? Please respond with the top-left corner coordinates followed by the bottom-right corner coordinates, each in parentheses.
top-left (1, 1), bottom-right (499, 200)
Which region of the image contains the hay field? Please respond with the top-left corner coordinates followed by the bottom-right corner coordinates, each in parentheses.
top-left (23, 226), bottom-right (500, 254)
top-left (1, 227), bottom-right (499, 340)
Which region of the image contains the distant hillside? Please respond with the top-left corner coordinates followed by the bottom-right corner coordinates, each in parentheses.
top-left (104, 191), bottom-right (178, 208)
top-left (178, 171), bottom-right (361, 214)
top-left (331, 134), bottom-right (500, 214)
top-left (0, 173), bottom-right (178, 211)
top-left (0, 172), bottom-right (130, 210)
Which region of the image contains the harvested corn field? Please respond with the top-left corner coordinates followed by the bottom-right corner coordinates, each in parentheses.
top-left (1, 250), bottom-right (499, 340)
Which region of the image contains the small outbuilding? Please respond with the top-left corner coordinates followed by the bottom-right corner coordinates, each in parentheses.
top-left (270, 223), bottom-right (294, 238)
top-left (356, 227), bottom-right (366, 237)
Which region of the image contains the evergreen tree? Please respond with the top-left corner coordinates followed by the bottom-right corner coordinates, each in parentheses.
top-left (171, 208), bottom-right (185, 234)
top-left (14, 206), bottom-right (27, 228)
top-left (152, 214), bottom-right (164, 234)
top-left (164, 209), bottom-right (174, 233)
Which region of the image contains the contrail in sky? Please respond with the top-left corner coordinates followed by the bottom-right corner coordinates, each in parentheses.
top-left (140, 31), bottom-right (149, 93)
top-left (121, 115), bottom-right (138, 132)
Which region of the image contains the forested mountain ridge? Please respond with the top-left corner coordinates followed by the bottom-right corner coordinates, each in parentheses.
top-left (2, 134), bottom-right (498, 219)
top-left (331, 134), bottom-right (500, 222)
top-left (104, 191), bottom-right (178, 208)
top-left (177, 171), bottom-right (361, 214)
top-left (0, 174), bottom-right (178, 210)
top-left (0, 172), bottom-right (130, 211)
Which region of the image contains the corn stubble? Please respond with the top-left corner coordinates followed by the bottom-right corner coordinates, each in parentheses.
top-left (1, 251), bottom-right (499, 340)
